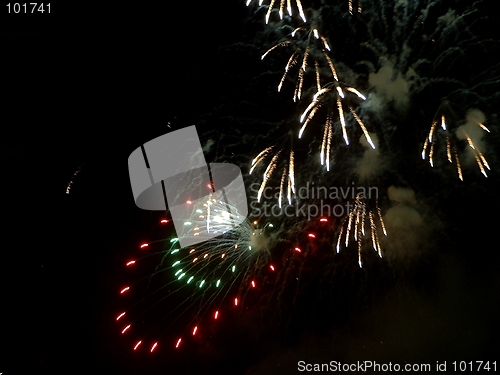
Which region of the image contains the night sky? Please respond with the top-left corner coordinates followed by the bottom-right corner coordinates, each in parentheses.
top-left (2, 1), bottom-right (499, 374)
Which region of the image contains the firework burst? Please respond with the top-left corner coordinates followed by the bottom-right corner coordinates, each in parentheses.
top-left (298, 79), bottom-right (375, 170)
top-left (116, 198), bottom-right (277, 353)
top-left (261, 25), bottom-right (332, 101)
top-left (421, 101), bottom-right (491, 180)
top-left (336, 195), bottom-right (387, 268)
top-left (246, 0), bottom-right (307, 23)
top-left (348, 0), bottom-right (362, 15)
top-left (114, 0), bottom-right (498, 363)
top-left (249, 132), bottom-right (296, 206)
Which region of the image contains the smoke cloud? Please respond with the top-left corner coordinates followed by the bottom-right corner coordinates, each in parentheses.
top-left (355, 133), bottom-right (382, 180)
top-left (455, 109), bottom-right (488, 166)
top-left (382, 186), bottom-right (432, 259)
top-left (364, 61), bottom-right (412, 113)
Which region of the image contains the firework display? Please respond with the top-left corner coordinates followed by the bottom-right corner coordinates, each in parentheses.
top-left (117, 198), bottom-right (276, 352)
top-left (115, 0), bottom-right (497, 359)
top-left (422, 101), bottom-right (491, 180)
top-left (246, 0), bottom-right (307, 23)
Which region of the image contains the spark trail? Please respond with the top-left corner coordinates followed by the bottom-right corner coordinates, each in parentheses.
top-left (336, 195), bottom-right (387, 268)
top-left (117, 198), bottom-right (276, 352)
top-left (422, 102), bottom-right (491, 180)
top-left (261, 25), bottom-right (332, 101)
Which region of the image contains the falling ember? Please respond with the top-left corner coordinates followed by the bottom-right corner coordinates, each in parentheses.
top-left (337, 98), bottom-right (349, 145)
top-left (247, 0), bottom-right (306, 22)
top-left (354, 207), bottom-right (360, 241)
top-left (325, 120), bottom-right (332, 171)
top-left (126, 260), bottom-right (136, 266)
top-left (257, 150), bottom-right (281, 202)
top-left (264, 0), bottom-right (277, 23)
top-left (337, 196), bottom-right (386, 266)
top-left (175, 339), bottom-right (181, 349)
top-left (269, 264), bottom-right (275, 271)
top-left (250, 146), bottom-right (273, 173)
top-left (261, 41), bottom-right (291, 60)
top-left (477, 121), bottom-right (490, 132)
top-left (369, 211), bottom-right (381, 257)
top-left (349, 107), bottom-right (375, 149)
top-left (446, 136), bottom-right (452, 162)
top-left (422, 104), bottom-right (492, 180)
top-left (422, 137), bottom-right (429, 160)
top-left (429, 142), bottom-right (435, 167)
top-left (296, 0), bottom-right (306, 21)
top-left (160, 219), bottom-right (169, 224)
top-left (335, 85), bottom-right (345, 99)
top-left (346, 209), bottom-right (354, 247)
top-left (214, 311), bottom-right (219, 320)
top-left (262, 26), bottom-right (339, 97)
top-left (151, 342), bottom-right (158, 352)
top-left (287, 171), bottom-right (293, 205)
top-left (479, 153), bottom-right (490, 171)
top-left (294, 67), bottom-right (304, 101)
top-left (458, 131), bottom-right (490, 176)
top-left (133, 341), bottom-right (142, 351)
top-left (289, 150), bottom-right (295, 196)
top-left (234, 298), bottom-right (239, 306)
top-left (345, 87), bottom-right (366, 100)
top-left (313, 87), bottom-right (328, 102)
top-left (336, 223), bottom-right (344, 253)
top-left (320, 123), bottom-right (328, 166)
top-left (279, 169), bottom-right (286, 208)
top-left (251, 280), bottom-right (256, 288)
top-left (299, 97), bottom-right (320, 122)
top-left (428, 121), bottom-right (437, 143)
top-left (294, 247), bottom-right (302, 252)
top-left (474, 154), bottom-right (488, 177)
top-left (441, 115), bottom-right (447, 130)
top-left (299, 79), bottom-right (370, 165)
top-left (320, 36), bottom-right (330, 51)
top-left (278, 72), bottom-right (286, 92)
top-left (455, 148), bottom-right (463, 181)
top-left (463, 131), bottom-right (476, 150)
top-left (116, 312), bottom-right (126, 321)
top-left (122, 325), bottom-right (131, 334)
top-left (377, 206), bottom-right (387, 236)
top-left (192, 326), bottom-right (198, 335)
top-left (120, 287), bottom-right (130, 294)
top-left (308, 233), bottom-right (315, 238)
top-left (302, 46), bottom-right (309, 72)
top-left (252, 136), bottom-right (294, 206)
top-left (315, 61), bottom-right (321, 90)
top-left (323, 52), bottom-right (339, 81)
top-left (140, 243), bottom-right (149, 249)
top-left (66, 164), bottom-right (83, 194)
